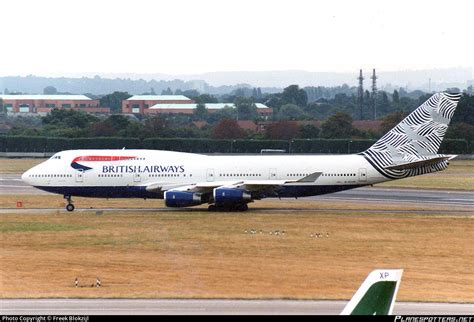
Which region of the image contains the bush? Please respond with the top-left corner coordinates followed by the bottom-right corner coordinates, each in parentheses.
top-left (292, 139), bottom-right (359, 153)
top-left (0, 136), bottom-right (472, 155)
top-left (1, 136), bottom-right (47, 152)
top-left (439, 139), bottom-right (470, 154)
top-left (232, 140), bottom-right (288, 153)
top-left (143, 138), bottom-right (231, 153)
top-left (69, 137), bottom-right (142, 150)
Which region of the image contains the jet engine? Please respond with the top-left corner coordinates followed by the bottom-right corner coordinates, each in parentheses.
top-left (213, 187), bottom-right (252, 206)
top-left (164, 191), bottom-right (203, 207)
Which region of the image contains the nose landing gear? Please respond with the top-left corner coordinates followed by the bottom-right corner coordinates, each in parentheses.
top-left (64, 195), bottom-right (75, 212)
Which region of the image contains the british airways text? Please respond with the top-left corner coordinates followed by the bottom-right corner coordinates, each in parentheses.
top-left (102, 165), bottom-right (185, 173)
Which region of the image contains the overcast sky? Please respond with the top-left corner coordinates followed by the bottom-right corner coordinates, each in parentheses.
top-left (1, 0), bottom-right (473, 76)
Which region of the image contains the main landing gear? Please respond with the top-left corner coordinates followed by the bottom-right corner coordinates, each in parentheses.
top-left (208, 204), bottom-right (249, 212)
top-left (64, 195), bottom-right (75, 212)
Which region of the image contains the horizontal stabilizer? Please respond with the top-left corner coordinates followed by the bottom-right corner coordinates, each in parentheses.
top-left (384, 155), bottom-right (455, 171)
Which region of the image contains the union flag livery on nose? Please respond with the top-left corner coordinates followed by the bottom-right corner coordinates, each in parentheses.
top-left (71, 155), bottom-right (137, 171)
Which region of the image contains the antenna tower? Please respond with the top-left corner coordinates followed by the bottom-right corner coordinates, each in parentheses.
top-left (371, 69), bottom-right (377, 120)
top-left (357, 69), bottom-right (364, 120)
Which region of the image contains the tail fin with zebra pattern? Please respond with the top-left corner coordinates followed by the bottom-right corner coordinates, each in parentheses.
top-left (360, 92), bottom-right (462, 179)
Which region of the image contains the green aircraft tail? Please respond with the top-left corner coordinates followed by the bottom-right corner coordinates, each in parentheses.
top-left (340, 269), bottom-right (403, 315)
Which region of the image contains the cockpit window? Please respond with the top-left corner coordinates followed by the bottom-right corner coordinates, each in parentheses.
top-left (50, 155), bottom-right (61, 160)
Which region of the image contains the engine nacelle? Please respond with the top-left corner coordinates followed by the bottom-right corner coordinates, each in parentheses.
top-left (164, 191), bottom-right (203, 207)
top-left (213, 188), bottom-right (252, 206)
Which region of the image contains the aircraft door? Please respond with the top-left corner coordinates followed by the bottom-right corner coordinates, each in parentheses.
top-left (359, 168), bottom-right (367, 182)
top-left (269, 168), bottom-right (277, 180)
top-left (206, 169), bottom-right (214, 182)
top-left (134, 172), bottom-right (141, 182)
top-left (75, 169), bottom-right (84, 183)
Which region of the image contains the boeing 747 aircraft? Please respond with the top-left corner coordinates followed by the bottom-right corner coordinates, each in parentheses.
top-left (22, 93), bottom-right (461, 212)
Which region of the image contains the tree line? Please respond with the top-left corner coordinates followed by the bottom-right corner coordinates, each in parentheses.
top-left (1, 85), bottom-right (473, 143)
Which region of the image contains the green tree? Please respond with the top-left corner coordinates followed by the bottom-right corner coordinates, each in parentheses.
top-left (207, 106), bottom-right (236, 123)
top-left (380, 111), bottom-right (407, 134)
top-left (451, 94), bottom-right (474, 125)
top-left (119, 121), bottom-right (147, 138)
top-left (144, 116), bottom-right (168, 137)
top-left (43, 86), bottom-right (58, 95)
top-left (299, 124), bottom-right (320, 138)
top-left (193, 103), bottom-right (208, 120)
top-left (281, 85), bottom-right (308, 107)
top-left (321, 112), bottom-right (353, 138)
top-left (42, 109), bottom-right (99, 129)
top-left (181, 89), bottom-right (200, 98)
top-left (392, 90), bottom-right (400, 104)
top-left (103, 114), bottom-right (131, 132)
top-left (445, 122), bottom-right (474, 142)
top-left (234, 97), bottom-right (258, 120)
top-left (194, 94), bottom-right (217, 104)
top-left (99, 91), bottom-right (132, 113)
top-left (252, 88), bottom-right (258, 99)
top-left (87, 121), bottom-right (116, 137)
top-left (161, 87), bottom-right (173, 95)
top-left (277, 104), bottom-right (307, 120)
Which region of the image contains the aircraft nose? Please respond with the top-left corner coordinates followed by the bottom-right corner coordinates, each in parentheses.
top-left (22, 170), bottom-right (31, 184)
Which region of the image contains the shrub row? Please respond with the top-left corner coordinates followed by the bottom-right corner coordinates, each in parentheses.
top-left (0, 136), bottom-right (472, 154)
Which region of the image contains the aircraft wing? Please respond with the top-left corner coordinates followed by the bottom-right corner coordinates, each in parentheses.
top-left (145, 172), bottom-right (322, 194)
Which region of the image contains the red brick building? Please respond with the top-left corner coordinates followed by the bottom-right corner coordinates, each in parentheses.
top-left (0, 95), bottom-right (109, 114)
top-left (146, 103), bottom-right (273, 118)
top-left (122, 95), bottom-right (195, 114)
top-left (122, 95), bottom-right (273, 118)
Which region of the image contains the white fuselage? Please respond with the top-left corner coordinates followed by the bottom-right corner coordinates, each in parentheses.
top-left (22, 149), bottom-right (388, 192)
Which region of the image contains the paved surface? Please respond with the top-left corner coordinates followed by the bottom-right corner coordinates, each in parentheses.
top-left (0, 174), bottom-right (49, 195)
top-left (1, 299), bottom-right (473, 315)
top-left (1, 174), bottom-right (473, 207)
top-left (319, 187), bottom-right (474, 207)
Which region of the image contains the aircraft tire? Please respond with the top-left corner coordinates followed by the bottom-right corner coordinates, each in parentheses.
top-left (66, 204), bottom-right (75, 212)
top-left (208, 204), bottom-right (217, 212)
top-left (237, 204), bottom-right (249, 212)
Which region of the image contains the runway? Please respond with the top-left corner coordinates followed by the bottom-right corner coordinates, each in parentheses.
top-left (0, 174), bottom-right (50, 195)
top-left (1, 174), bottom-right (473, 208)
top-left (318, 187), bottom-right (474, 207)
top-left (1, 299), bottom-right (473, 315)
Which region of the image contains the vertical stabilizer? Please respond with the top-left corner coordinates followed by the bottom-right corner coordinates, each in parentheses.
top-left (360, 92), bottom-right (461, 179)
top-left (340, 269), bottom-right (403, 315)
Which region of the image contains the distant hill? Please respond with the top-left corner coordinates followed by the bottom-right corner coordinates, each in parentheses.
top-left (0, 67), bottom-right (471, 96)
top-left (99, 67), bottom-right (473, 90)
top-left (0, 76), bottom-right (275, 96)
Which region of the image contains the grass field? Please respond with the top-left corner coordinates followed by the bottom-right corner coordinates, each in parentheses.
top-left (1, 202), bottom-right (473, 302)
top-left (1, 158), bottom-right (473, 302)
top-left (0, 158), bottom-right (47, 174)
